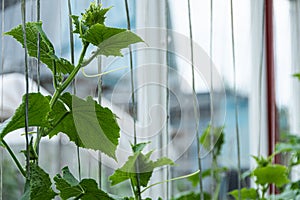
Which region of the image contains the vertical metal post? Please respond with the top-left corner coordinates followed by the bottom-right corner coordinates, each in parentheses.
top-left (265, 0), bottom-right (278, 161)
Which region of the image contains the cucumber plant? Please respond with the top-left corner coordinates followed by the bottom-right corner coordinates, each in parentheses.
top-left (0, 2), bottom-right (146, 199)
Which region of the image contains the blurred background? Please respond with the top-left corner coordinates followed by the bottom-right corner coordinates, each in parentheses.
top-left (0, 0), bottom-right (298, 199)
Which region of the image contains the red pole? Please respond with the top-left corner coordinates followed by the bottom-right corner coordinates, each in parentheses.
top-left (265, 0), bottom-right (278, 161)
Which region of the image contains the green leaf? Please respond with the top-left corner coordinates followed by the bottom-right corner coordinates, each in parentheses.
top-left (61, 166), bottom-right (79, 186)
top-left (131, 142), bottom-right (150, 153)
top-left (200, 125), bottom-right (225, 156)
top-left (293, 73), bottom-right (300, 81)
top-left (72, 3), bottom-right (110, 36)
top-left (253, 164), bottom-right (290, 187)
top-left (20, 181), bottom-right (30, 200)
top-left (46, 93), bottom-right (120, 159)
top-left (83, 24), bottom-right (143, 56)
top-left (5, 22), bottom-right (73, 74)
top-left (54, 167), bottom-right (113, 200)
top-left (276, 142), bottom-right (300, 153)
top-left (81, 3), bottom-right (110, 27)
top-left (229, 188), bottom-right (257, 200)
top-left (25, 163), bottom-right (57, 200)
top-left (0, 93), bottom-right (50, 139)
top-left (83, 24), bottom-right (124, 46)
top-left (71, 15), bottom-right (87, 35)
top-left (109, 149), bottom-right (174, 187)
top-left (252, 155), bottom-right (272, 167)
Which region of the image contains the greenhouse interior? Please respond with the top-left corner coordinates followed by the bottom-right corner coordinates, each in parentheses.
top-left (0, 0), bottom-right (299, 199)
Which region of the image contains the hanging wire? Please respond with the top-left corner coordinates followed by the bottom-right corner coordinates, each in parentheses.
top-left (187, 0), bottom-right (204, 199)
top-left (165, 0), bottom-right (171, 198)
top-left (258, 0), bottom-right (266, 158)
top-left (68, 0), bottom-right (74, 65)
top-left (96, 0), bottom-right (103, 189)
top-left (230, 0), bottom-right (241, 199)
top-left (36, 0), bottom-right (40, 92)
top-left (0, 0), bottom-right (4, 198)
top-left (124, 1), bottom-right (141, 199)
top-left (209, 0), bottom-right (216, 195)
top-left (21, 0), bottom-right (31, 178)
top-left (66, 0), bottom-right (81, 181)
top-left (35, 0), bottom-right (41, 161)
top-left (29, 0), bottom-right (34, 87)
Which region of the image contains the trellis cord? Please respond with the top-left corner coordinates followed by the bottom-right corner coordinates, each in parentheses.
top-left (258, 0), bottom-right (266, 158)
top-left (230, 0), bottom-right (241, 199)
top-left (0, 0), bottom-right (4, 198)
top-left (187, 0), bottom-right (204, 199)
top-left (96, 0), bottom-right (103, 189)
top-left (36, 0), bottom-right (40, 92)
top-left (124, 1), bottom-right (141, 199)
top-left (35, 0), bottom-right (41, 161)
top-left (165, 0), bottom-right (171, 198)
top-left (21, 0), bottom-right (31, 178)
top-left (209, 0), bottom-right (215, 195)
top-left (66, 0), bottom-right (81, 181)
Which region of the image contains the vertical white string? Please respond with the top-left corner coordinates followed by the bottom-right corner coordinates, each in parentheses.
top-left (209, 0), bottom-right (216, 195)
top-left (96, 0), bottom-right (103, 189)
top-left (187, 0), bottom-right (204, 199)
top-left (21, 0), bottom-right (31, 178)
top-left (258, 0), bottom-right (265, 158)
top-left (66, 0), bottom-right (81, 181)
top-left (36, 0), bottom-right (40, 93)
top-left (165, 0), bottom-right (171, 198)
top-left (230, 0), bottom-right (241, 199)
top-left (35, 0), bottom-right (41, 161)
top-left (0, 0), bottom-right (4, 198)
top-left (124, 1), bottom-right (141, 199)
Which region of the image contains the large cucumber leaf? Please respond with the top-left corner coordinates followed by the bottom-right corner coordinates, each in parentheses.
top-left (46, 93), bottom-right (120, 160)
top-left (0, 93), bottom-right (50, 139)
top-left (5, 22), bottom-right (74, 74)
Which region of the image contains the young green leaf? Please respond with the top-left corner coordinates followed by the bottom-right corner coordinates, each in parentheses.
top-left (46, 93), bottom-right (120, 159)
top-left (5, 22), bottom-right (74, 74)
top-left (54, 167), bottom-right (113, 200)
top-left (0, 93), bottom-right (50, 139)
top-left (83, 24), bottom-right (124, 46)
top-left (81, 2), bottom-right (110, 27)
top-left (200, 125), bottom-right (225, 156)
top-left (131, 142), bottom-right (150, 153)
top-left (21, 163), bottom-right (57, 200)
top-left (82, 25), bottom-right (143, 57)
top-left (72, 3), bottom-right (110, 36)
top-left (253, 164), bottom-right (290, 187)
top-left (229, 188), bottom-right (258, 200)
top-left (109, 149), bottom-right (174, 187)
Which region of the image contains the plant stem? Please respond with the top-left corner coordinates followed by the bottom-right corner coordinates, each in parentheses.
top-left (1, 140), bottom-right (26, 177)
top-left (141, 170), bottom-right (200, 194)
top-left (50, 43), bottom-right (89, 108)
top-left (130, 179), bottom-right (139, 200)
top-left (53, 60), bottom-right (59, 89)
